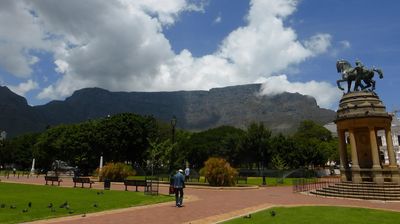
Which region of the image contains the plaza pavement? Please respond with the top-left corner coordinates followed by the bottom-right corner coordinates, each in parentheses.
top-left (2, 175), bottom-right (400, 224)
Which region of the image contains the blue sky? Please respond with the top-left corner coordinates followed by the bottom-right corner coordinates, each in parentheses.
top-left (0, 0), bottom-right (399, 111)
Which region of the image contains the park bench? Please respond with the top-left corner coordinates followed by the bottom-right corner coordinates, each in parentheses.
top-left (45, 176), bottom-right (62, 186)
top-left (124, 179), bottom-right (148, 192)
top-left (236, 176), bottom-right (248, 184)
top-left (73, 177), bottom-right (94, 188)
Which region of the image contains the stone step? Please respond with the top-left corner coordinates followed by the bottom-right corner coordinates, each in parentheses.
top-left (336, 182), bottom-right (400, 188)
top-left (316, 188), bottom-right (400, 197)
top-left (330, 184), bottom-right (400, 191)
top-left (310, 190), bottom-right (400, 201)
top-left (308, 181), bottom-right (400, 201)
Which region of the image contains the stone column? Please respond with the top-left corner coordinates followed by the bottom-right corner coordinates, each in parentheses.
top-left (386, 129), bottom-right (397, 168)
top-left (369, 127), bottom-right (383, 184)
top-left (349, 129), bottom-right (361, 183)
top-left (369, 127), bottom-right (381, 169)
top-left (385, 128), bottom-right (400, 184)
top-left (338, 129), bottom-right (348, 181)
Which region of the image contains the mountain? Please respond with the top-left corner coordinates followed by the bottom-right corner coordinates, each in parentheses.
top-left (0, 84), bottom-right (336, 137)
top-left (0, 86), bottom-right (47, 137)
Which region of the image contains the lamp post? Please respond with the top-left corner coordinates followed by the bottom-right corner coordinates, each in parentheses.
top-left (261, 151), bottom-right (266, 186)
top-left (169, 116), bottom-right (177, 173)
top-left (171, 115), bottom-right (177, 144)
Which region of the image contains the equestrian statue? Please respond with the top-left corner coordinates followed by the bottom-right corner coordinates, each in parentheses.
top-left (336, 59), bottom-right (383, 93)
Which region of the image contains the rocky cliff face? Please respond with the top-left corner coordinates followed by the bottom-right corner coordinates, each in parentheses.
top-left (0, 84), bottom-right (336, 137)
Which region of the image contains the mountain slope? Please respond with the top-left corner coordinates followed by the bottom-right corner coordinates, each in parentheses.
top-left (0, 84), bottom-right (336, 137)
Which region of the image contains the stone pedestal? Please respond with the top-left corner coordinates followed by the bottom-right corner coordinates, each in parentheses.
top-left (335, 91), bottom-right (400, 184)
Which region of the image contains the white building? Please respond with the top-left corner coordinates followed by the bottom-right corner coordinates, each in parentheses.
top-left (377, 115), bottom-right (400, 165)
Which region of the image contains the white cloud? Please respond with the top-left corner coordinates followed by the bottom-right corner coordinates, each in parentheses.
top-left (1, 0), bottom-right (337, 108)
top-left (0, 1), bottom-right (47, 77)
top-left (8, 79), bottom-right (39, 96)
top-left (340, 40), bottom-right (351, 49)
top-left (259, 75), bottom-right (341, 108)
top-left (214, 16), bottom-right (222, 24)
top-left (304, 34), bottom-right (332, 55)
top-left (121, 0), bottom-right (206, 25)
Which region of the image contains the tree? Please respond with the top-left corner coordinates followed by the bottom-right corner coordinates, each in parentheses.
top-left (292, 120), bottom-right (334, 167)
top-left (147, 139), bottom-right (174, 175)
top-left (33, 113), bottom-right (160, 174)
top-left (0, 133), bottom-right (39, 169)
top-left (295, 120), bottom-right (332, 141)
top-left (182, 126), bottom-right (244, 169)
top-left (240, 122), bottom-right (272, 170)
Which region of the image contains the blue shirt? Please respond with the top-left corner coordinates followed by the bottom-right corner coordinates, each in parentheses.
top-left (173, 172), bottom-right (185, 188)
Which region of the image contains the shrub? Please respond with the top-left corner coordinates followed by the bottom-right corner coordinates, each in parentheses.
top-left (98, 162), bottom-right (136, 182)
top-left (200, 157), bottom-right (238, 186)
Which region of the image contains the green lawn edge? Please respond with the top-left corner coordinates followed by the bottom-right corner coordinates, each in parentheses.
top-left (0, 182), bottom-right (173, 224)
top-left (222, 206), bottom-right (400, 224)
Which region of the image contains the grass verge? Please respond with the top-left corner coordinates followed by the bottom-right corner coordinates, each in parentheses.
top-left (0, 182), bottom-right (172, 224)
top-left (222, 206), bottom-right (400, 224)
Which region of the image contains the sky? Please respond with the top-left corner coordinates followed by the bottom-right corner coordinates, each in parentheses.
top-left (0, 0), bottom-right (399, 111)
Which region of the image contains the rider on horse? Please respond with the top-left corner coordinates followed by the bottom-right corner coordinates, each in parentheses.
top-left (336, 59), bottom-right (383, 93)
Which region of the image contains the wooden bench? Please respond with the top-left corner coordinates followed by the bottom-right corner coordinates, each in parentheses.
top-left (45, 176), bottom-right (62, 186)
top-left (124, 179), bottom-right (147, 191)
top-left (236, 176), bottom-right (248, 184)
top-left (73, 177), bottom-right (94, 188)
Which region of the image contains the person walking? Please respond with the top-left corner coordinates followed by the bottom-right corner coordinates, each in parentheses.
top-left (184, 167), bottom-right (190, 181)
top-left (173, 169), bottom-right (185, 207)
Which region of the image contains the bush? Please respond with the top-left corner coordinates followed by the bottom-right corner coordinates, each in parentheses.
top-left (200, 157), bottom-right (238, 186)
top-left (98, 162), bottom-right (136, 182)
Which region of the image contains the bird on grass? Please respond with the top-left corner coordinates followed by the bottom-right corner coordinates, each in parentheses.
top-left (47, 203), bottom-right (53, 208)
top-left (93, 203), bottom-right (98, 208)
top-left (243, 214), bottom-right (252, 219)
top-left (59, 201), bottom-right (68, 208)
top-left (22, 208), bottom-right (28, 213)
top-left (28, 202), bottom-right (32, 208)
top-left (68, 210), bottom-right (74, 214)
top-left (10, 205), bottom-right (16, 209)
top-left (270, 210), bottom-right (276, 217)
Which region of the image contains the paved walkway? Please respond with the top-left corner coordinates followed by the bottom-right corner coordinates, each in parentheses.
top-left (3, 175), bottom-right (400, 224)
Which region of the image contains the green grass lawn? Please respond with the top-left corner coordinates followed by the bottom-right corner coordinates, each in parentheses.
top-left (245, 177), bottom-right (315, 186)
top-left (222, 206), bottom-right (400, 224)
top-left (0, 182), bottom-right (172, 224)
top-left (130, 175), bottom-right (311, 187)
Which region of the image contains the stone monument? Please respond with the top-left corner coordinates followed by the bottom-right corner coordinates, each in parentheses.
top-left (335, 60), bottom-right (400, 184)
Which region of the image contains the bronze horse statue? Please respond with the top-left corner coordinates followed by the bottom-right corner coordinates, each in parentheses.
top-left (336, 60), bottom-right (383, 93)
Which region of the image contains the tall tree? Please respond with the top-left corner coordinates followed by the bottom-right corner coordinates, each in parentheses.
top-left (293, 120), bottom-right (334, 167)
top-left (182, 126), bottom-right (244, 169)
top-left (240, 122), bottom-right (272, 169)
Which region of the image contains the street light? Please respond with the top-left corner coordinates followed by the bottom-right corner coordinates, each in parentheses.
top-left (261, 151), bottom-right (266, 186)
top-left (169, 116), bottom-right (177, 173)
top-left (171, 115), bottom-right (177, 144)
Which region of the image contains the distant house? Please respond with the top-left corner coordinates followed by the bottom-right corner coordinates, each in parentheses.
top-left (324, 115), bottom-right (400, 165)
top-left (0, 131), bottom-right (6, 140)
